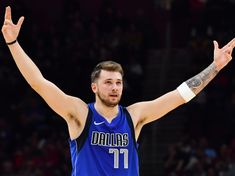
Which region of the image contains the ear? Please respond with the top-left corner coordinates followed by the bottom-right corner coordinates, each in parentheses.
top-left (91, 82), bottom-right (97, 93)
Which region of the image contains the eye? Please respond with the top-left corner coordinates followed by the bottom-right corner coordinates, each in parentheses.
top-left (105, 80), bottom-right (112, 84)
top-left (116, 81), bottom-right (122, 85)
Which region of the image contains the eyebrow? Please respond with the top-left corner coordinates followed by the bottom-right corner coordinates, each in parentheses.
top-left (105, 78), bottom-right (123, 81)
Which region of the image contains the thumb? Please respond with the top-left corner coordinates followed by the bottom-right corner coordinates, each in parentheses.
top-left (16, 16), bottom-right (24, 29)
top-left (213, 40), bottom-right (219, 50)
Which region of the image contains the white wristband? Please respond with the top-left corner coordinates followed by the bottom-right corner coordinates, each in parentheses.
top-left (177, 82), bottom-right (196, 102)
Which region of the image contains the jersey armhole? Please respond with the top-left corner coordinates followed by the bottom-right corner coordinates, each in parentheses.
top-left (75, 106), bottom-right (93, 153)
top-left (124, 107), bottom-right (143, 175)
top-left (123, 107), bottom-right (137, 150)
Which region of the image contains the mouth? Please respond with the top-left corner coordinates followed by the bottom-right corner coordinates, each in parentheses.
top-left (110, 95), bottom-right (118, 97)
top-left (109, 94), bottom-right (119, 98)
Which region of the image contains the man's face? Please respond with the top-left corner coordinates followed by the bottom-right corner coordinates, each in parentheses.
top-left (92, 70), bottom-right (123, 107)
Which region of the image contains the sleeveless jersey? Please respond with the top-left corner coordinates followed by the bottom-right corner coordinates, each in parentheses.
top-left (69, 103), bottom-right (139, 176)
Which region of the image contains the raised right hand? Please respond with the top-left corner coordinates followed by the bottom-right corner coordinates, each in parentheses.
top-left (1, 6), bottom-right (24, 43)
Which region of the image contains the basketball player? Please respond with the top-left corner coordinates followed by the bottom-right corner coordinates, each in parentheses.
top-left (2, 6), bottom-right (235, 176)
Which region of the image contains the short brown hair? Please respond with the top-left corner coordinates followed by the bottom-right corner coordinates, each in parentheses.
top-left (91, 61), bottom-right (124, 82)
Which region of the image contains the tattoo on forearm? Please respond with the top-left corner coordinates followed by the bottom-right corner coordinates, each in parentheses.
top-left (186, 63), bottom-right (219, 95)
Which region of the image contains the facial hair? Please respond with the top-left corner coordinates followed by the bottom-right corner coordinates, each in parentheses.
top-left (97, 91), bottom-right (121, 107)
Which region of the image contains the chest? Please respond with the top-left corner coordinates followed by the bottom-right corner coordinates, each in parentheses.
top-left (89, 115), bottom-right (132, 148)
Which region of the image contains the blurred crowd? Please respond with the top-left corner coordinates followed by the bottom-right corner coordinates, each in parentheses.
top-left (164, 135), bottom-right (235, 176)
top-left (0, 0), bottom-right (235, 175)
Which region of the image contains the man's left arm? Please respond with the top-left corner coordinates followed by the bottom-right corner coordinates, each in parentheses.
top-left (128, 38), bottom-right (235, 134)
top-left (186, 39), bottom-right (234, 95)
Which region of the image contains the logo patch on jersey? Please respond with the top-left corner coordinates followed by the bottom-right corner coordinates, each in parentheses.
top-left (91, 131), bottom-right (129, 147)
top-left (94, 121), bottom-right (105, 125)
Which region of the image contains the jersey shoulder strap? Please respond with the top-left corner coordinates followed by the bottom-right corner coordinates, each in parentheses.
top-left (123, 106), bottom-right (143, 174)
top-left (75, 106), bottom-right (93, 153)
top-left (123, 107), bottom-right (137, 149)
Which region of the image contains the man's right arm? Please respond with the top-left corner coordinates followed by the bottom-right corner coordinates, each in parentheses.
top-left (2, 6), bottom-right (88, 139)
top-left (7, 42), bottom-right (88, 121)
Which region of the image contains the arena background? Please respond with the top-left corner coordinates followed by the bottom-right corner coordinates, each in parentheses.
top-left (0, 0), bottom-right (235, 175)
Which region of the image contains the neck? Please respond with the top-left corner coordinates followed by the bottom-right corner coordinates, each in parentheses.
top-left (94, 102), bottom-right (119, 122)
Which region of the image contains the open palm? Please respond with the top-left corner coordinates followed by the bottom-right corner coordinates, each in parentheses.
top-left (1, 6), bottom-right (24, 43)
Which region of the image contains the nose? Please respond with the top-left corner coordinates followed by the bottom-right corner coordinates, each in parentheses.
top-left (111, 83), bottom-right (119, 91)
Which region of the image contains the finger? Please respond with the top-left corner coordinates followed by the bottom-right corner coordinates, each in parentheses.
top-left (213, 40), bottom-right (219, 50)
top-left (16, 16), bottom-right (24, 29)
top-left (225, 47), bottom-right (232, 55)
top-left (4, 19), bottom-right (14, 25)
top-left (225, 53), bottom-right (232, 61)
top-left (222, 41), bottom-right (235, 53)
top-left (225, 38), bottom-right (235, 48)
top-left (5, 6), bottom-right (12, 21)
top-left (222, 46), bottom-right (231, 54)
top-left (231, 38), bottom-right (235, 48)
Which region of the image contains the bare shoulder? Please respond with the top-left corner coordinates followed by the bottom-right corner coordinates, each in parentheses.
top-left (65, 96), bottom-right (89, 140)
top-left (126, 103), bottom-right (143, 127)
top-left (67, 96), bottom-right (89, 123)
top-left (126, 103), bottom-right (146, 139)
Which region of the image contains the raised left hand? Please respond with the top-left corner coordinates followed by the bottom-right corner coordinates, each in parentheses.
top-left (213, 38), bottom-right (235, 71)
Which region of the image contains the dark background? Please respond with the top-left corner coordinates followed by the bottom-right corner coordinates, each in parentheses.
top-left (0, 0), bottom-right (235, 175)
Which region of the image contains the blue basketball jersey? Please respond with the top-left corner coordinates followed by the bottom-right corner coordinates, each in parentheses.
top-left (69, 103), bottom-right (139, 176)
